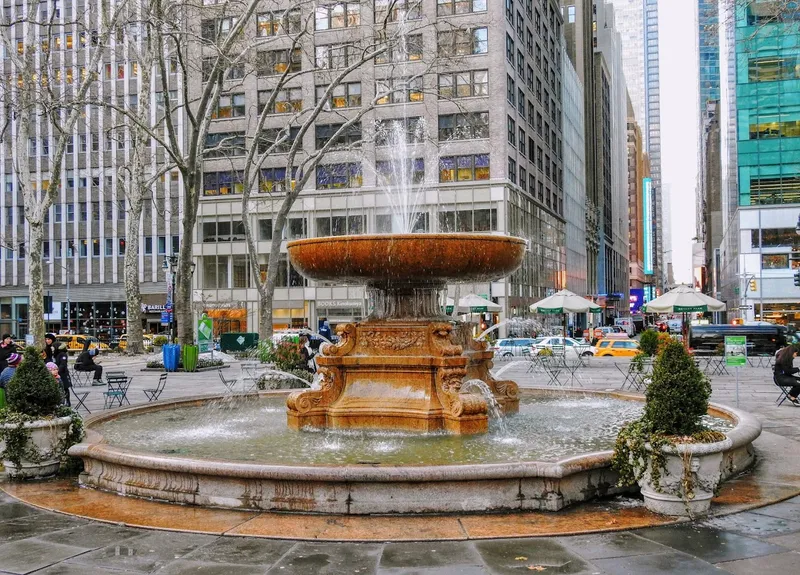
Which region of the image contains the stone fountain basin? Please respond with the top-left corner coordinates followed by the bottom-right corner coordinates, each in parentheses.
top-left (287, 233), bottom-right (527, 285)
top-left (68, 389), bottom-right (761, 515)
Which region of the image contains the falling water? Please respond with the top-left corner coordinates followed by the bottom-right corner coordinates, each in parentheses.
top-left (490, 361), bottom-right (529, 379)
top-left (476, 317), bottom-right (546, 340)
top-left (371, 12), bottom-right (429, 233)
top-left (461, 379), bottom-right (506, 434)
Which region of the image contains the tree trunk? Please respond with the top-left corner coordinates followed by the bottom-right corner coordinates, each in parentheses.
top-left (176, 174), bottom-right (199, 345)
top-left (259, 291), bottom-right (272, 339)
top-left (27, 221), bottom-right (45, 344)
top-left (124, 198), bottom-right (144, 354)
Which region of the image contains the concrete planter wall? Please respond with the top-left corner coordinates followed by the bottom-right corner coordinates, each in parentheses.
top-left (1, 415), bottom-right (73, 478)
top-left (69, 390), bottom-right (762, 515)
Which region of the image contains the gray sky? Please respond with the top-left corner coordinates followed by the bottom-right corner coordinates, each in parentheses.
top-left (658, 0), bottom-right (699, 284)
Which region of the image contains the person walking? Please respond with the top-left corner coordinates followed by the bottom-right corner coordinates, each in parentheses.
top-left (774, 344), bottom-right (800, 406)
top-left (0, 334), bottom-right (18, 373)
top-left (75, 340), bottom-right (103, 383)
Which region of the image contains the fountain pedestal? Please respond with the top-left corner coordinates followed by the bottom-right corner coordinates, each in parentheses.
top-left (286, 234), bottom-right (527, 435)
top-left (287, 321), bottom-right (489, 434)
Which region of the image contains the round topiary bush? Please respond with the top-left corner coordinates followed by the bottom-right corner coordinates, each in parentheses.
top-left (5, 346), bottom-right (63, 418)
top-left (643, 339), bottom-right (711, 436)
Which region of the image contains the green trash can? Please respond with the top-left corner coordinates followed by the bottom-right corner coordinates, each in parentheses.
top-left (0, 388), bottom-right (6, 410)
top-left (182, 345), bottom-right (199, 372)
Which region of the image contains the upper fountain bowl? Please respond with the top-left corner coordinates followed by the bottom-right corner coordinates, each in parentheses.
top-left (287, 233), bottom-right (527, 286)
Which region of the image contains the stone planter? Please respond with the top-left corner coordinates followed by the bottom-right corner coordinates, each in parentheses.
top-left (639, 436), bottom-right (732, 516)
top-left (1, 415), bottom-right (73, 479)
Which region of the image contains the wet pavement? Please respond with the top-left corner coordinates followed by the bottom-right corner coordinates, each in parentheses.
top-left (1, 356), bottom-right (799, 573)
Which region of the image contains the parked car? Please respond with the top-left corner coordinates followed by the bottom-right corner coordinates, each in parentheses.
top-left (532, 337), bottom-right (597, 357)
top-left (595, 339), bottom-right (641, 357)
top-left (491, 338), bottom-right (540, 357)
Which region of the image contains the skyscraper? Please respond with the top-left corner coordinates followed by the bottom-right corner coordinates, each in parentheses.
top-left (610, 0), bottom-right (663, 294)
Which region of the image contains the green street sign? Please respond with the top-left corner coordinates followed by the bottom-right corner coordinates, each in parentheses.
top-left (725, 335), bottom-right (747, 367)
top-left (198, 315), bottom-right (213, 353)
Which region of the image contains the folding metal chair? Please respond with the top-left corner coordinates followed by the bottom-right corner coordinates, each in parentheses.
top-left (240, 361), bottom-right (261, 393)
top-left (70, 368), bottom-right (93, 387)
top-left (103, 376), bottom-right (132, 408)
top-left (70, 388), bottom-right (91, 414)
top-left (143, 373), bottom-right (168, 402)
top-left (218, 370), bottom-right (238, 393)
top-left (542, 357), bottom-right (565, 386)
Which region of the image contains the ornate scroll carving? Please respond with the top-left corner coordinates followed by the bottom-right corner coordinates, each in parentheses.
top-left (286, 366), bottom-right (344, 414)
top-left (321, 324), bottom-right (357, 357)
top-left (428, 323), bottom-right (463, 357)
top-left (358, 330), bottom-right (425, 351)
top-left (435, 366), bottom-right (487, 418)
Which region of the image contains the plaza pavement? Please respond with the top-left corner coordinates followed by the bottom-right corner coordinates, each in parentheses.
top-left (1, 354), bottom-right (800, 573)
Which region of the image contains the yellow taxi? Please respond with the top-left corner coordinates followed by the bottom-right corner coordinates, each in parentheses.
top-left (55, 335), bottom-right (111, 354)
top-left (595, 339), bottom-right (641, 357)
top-left (118, 334), bottom-right (154, 352)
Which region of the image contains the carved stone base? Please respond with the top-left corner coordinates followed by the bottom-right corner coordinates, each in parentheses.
top-left (287, 321), bottom-right (494, 434)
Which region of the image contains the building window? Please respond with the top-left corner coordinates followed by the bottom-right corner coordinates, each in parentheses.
top-left (202, 170), bottom-right (245, 196)
top-left (507, 75), bottom-right (515, 105)
top-left (376, 76), bottom-right (423, 104)
top-left (437, 70), bottom-right (488, 99)
top-left (752, 228), bottom-right (800, 249)
top-left (315, 3), bottom-right (361, 30)
top-left (105, 239), bottom-right (113, 256)
top-left (203, 132), bottom-right (246, 158)
top-left (256, 9), bottom-right (301, 36)
top-left (438, 0), bottom-right (487, 16)
top-left (375, 117), bottom-right (425, 146)
top-left (201, 17), bottom-right (236, 42)
top-left (749, 120), bottom-right (800, 140)
top-left (316, 163), bottom-right (363, 189)
top-left (437, 27), bottom-right (488, 57)
top-left (519, 128), bottom-right (526, 156)
top-left (144, 237), bottom-right (153, 255)
top-left (316, 43), bottom-right (358, 69)
top-left (439, 208), bottom-right (497, 232)
top-left (439, 154), bottom-right (490, 182)
top-left (315, 123), bottom-right (362, 149)
top-left (212, 94), bottom-right (245, 119)
top-left (258, 127), bottom-right (300, 154)
top-left (762, 254), bottom-right (789, 269)
top-left (438, 112), bottom-right (489, 141)
top-left (748, 57), bottom-right (799, 82)
top-left (259, 219), bottom-right (273, 240)
top-left (258, 88), bottom-right (302, 114)
top-left (316, 214), bottom-right (365, 236)
top-left (506, 33), bottom-right (514, 62)
top-left (376, 34), bottom-right (422, 63)
top-left (508, 157), bottom-right (517, 184)
top-left (375, 0), bottom-right (422, 22)
top-left (507, 116), bottom-right (516, 147)
top-left (376, 158), bottom-right (425, 185)
top-left (316, 82), bottom-right (361, 109)
top-left (257, 48), bottom-right (302, 76)
top-left (259, 167), bottom-right (297, 193)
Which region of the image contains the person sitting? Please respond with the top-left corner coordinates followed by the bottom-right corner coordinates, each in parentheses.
top-left (0, 334), bottom-right (18, 373)
top-left (774, 344), bottom-right (800, 406)
top-left (0, 352), bottom-right (21, 389)
top-left (75, 340), bottom-right (103, 383)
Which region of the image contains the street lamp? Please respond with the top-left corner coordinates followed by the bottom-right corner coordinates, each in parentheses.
top-left (162, 255), bottom-right (196, 343)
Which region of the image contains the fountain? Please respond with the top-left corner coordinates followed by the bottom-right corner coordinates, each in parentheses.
top-left (285, 233), bottom-right (526, 434)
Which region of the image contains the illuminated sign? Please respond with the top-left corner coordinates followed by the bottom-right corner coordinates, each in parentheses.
top-left (643, 177), bottom-right (653, 275)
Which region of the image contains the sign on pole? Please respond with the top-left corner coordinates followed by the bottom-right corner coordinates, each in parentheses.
top-left (725, 336), bottom-right (747, 367)
top-left (198, 314), bottom-right (213, 353)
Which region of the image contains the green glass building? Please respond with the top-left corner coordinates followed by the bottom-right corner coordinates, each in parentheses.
top-left (735, 3), bottom-right (800, 206)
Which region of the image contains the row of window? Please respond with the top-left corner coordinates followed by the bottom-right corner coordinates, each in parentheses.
top-left (2, 236), bottom-right (179, 260)
top-left (200, 154), bottom-right (491, 196)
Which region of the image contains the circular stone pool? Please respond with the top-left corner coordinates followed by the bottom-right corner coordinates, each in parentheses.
top-left (94, 395), bottom-right (732, 466)
top-left (70, 389), bottom-right (761, 515)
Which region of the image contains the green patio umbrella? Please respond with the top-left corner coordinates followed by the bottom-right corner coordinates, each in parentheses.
top-left (529, 289), bottom-right (602, 337)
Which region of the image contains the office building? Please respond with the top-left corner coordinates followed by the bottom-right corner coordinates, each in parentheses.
top-left (626, 96), bottom-right (648, 297)
top-left (610, 0), bottom-right (664, 293)
top-left (717, 0), bottom-right (800, 325)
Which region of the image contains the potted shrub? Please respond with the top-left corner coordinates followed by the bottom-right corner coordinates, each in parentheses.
top-left (0, 347), bottom-right (83, 478)
top-left (153, 335), bottom-right (168, 353)
top-left (612, 339), bottom-right (728, 516)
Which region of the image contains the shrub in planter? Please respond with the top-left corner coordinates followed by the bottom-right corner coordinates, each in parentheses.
top-left (639, 330), bottom-right (659, 357)
top-left (153, 335), bottom-right (169, 346)
top-left (273, 341), bottom-right (304, 372)
top-left (612, 340), bottom-right (726, 516)
top-left (0, 347), bottom-right (83, 478)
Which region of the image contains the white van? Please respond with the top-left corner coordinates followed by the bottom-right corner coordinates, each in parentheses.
top-left (614, 317), bottom-right (634, 336)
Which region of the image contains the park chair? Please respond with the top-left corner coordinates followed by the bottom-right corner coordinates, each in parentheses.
top-left (70, 388), bottom-right (91, 414)
top-left (774, 373), bottom-right (799, 407)
top-left (144, 373), bottom-right (168, 402)
top-left (240, 361), bottom-right (261, 393)
top-left (70, 367), bottom-right (93, 387)
top-left (103, 376), bottom-right (132, 409)
top-left (218, 370), bottom-right (238, 393)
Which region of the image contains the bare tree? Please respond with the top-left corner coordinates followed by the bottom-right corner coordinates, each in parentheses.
top-left (239, 1), bottom-right (442, 338)
top-left (0, 1), bottom-right (127, 344)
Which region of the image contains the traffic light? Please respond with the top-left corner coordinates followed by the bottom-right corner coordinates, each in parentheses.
top-left (794, 271), bottom-right (800, 288)
top-left (749, 278), bottom-right (757, 292)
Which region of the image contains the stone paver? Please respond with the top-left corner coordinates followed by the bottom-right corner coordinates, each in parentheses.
top-left (0, 356), bottom-right (798, 574)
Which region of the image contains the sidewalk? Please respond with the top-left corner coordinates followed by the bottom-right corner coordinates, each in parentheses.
top-left (0, 356), bottom-right (798, 574)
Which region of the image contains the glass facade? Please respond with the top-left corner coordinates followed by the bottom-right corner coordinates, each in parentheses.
top-left (698, 0), bottom-right (721, 107)
top-left (736, 3), bottom-right (800, 206)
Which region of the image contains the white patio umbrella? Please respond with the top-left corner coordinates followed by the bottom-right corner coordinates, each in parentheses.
top-left (444, 294), bottom-right (502, 313)
top-left (529, 289), bottom-right (602, 337)
top-left (641, 285), bottom-right (726, 344)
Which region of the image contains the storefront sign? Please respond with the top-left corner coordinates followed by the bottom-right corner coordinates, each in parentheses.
top-left (142, 304), bottom-right (167, 313)
top-left (317, 300), bottom-right (362, 308)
